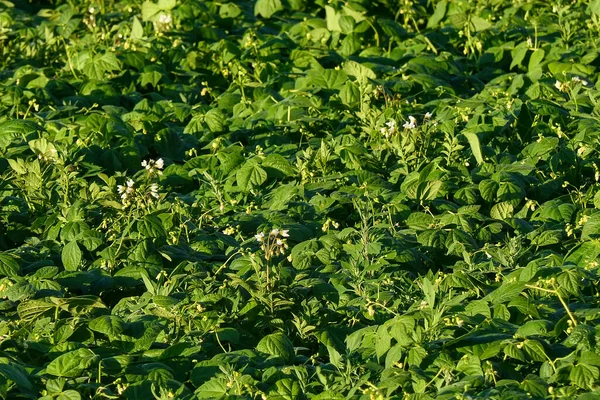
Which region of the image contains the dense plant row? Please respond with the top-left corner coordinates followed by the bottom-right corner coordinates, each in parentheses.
top-left (2, 0), bottom-right (600, 398)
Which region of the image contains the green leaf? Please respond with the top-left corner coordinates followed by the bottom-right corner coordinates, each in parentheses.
top-left (89, 315), bottom-right (125, 338)
top-left (375, 326), bottom-right (392, 360)
top-left (582, 213), bottom-right (600, 240)
top-left (469, 16), bottom-right (492, 32)
top-left (131, 16), bottom-right (144, 39)
top-left (0, 364), bottom-right (33, 393)
top-left (339, 81), bottom-right (360, 106)
top-left (262, 154), bottom-right (295, 178)
top-left (0, 253), bottom-right (20, 277)
top-left (236, 159), bottom-right (267, 191)
top-left (57, 390), bottom-right (81, 400)
top-left (196, 378), bottom-right (228, 398)
top-left (557, 268), bottom-right (581, 297)
top-left (522, 339), bottom-right (548, 362)
top-left (570, 363), bottom-right (599, 390)
top-left (81, 52), bottom-right (121, 80)
top-left (485, 282), bottom-right (525, 304)
top-left (0, 120), bottom-right (38, 149)
top-left (325, 6), bottom-right (341, 31)
top-left (137, 215), bottom-right (166, 238)
top-left (343, 60), bottom-right (376, 82)
top-left (46, 349), bottom-right (99, 378)
top-left (205, 109), bottom-right (225, 133)
top-left (490, 202), bottom-right (514, 220)
top-left (61, 241), bottom-right (82, 272)
top-left (256, 332), bottom-right (295, 363)
top-left (17, 299), bottom-right (55, 322)
top-left (463, 130), bottom-right (483, 164)
top-left (427, 0), bottom-right (447, 28)
top-left (254, 0), bottom-right (283, 18)
top-left (527, 49), bottom-right (545, 80)
top-left (141, 0), bottom-right (176, 21)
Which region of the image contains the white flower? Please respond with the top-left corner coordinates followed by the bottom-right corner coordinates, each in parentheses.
top-left (403, 116), bottom-right (417, 130)
top-left (149, 183), bottom-right (159, 199)
top-left (255, 232), bottom-right (265, 242)
top-left (88, 6), bottom-right (95, 14)
top-left (142, 159), bottom-right (164, 175)
top-left (424, 112), bottom-right (432, 120)
top-left (117, 179), bottom-right (136, 202)
top-left (554, 80), bottom-right (565, 92)
top-left (158, 13), bottom-right (172, 25)
top-left (270, 228), bottom-right (280, 237)
top-left (281, 230), bottom-right (289, 237)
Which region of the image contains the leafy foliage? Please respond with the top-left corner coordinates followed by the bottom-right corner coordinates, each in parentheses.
top-left (1, 0), bottom-right (600, 398)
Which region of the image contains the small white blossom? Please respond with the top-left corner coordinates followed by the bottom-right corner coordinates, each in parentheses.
top-left (424, 112), bottom-right (432, 120)
top-left (142, 158), bottom-right (164, 176)
top-left (255, 232), bottom-right (265, 242)
top-left (281, 230), bottom-right (289, 237)
top-left (149, 183), bottom-right (159, 199)
top-left (270, 228), bottom-right (280, 237)
top-left (380, 119), bottom-right (397, 138)
top-left (88, 6), bottom-right (95, 14)
top-left (403, 116), bottom-right (417, 130)
top-left (158, 13), bottom-right (172, 25)
top-left (554, 80), bottom-right (566, 92)
top-left (117, 179), bottom-right (136, 203)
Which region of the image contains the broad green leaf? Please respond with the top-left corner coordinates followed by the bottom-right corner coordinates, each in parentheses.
top-left (256, 332), bottom-right (295, 363)
top-left (57, 390), bottom-right (81, 400)
top-left (61, 241), bottom-right (82, 271)
top-left (254, 0), bottom-right (283, 18)
top-left (522, 339), bottom-right (548, 362)
top-left (527, 49), bottom-right (545, 80)
top-left (463, 130), bottom-right (483, 164)
top-left (0, 364), bottom-right (33, 393)
top-left (262, 154), bottom-right (295, 177)
top-left (343, 60), bottom-right (375, 82)
top-left (427, 0), bottom-right (447, 28)
top-left (89, 315), bottom-right (125, 338)
top-left (325, 6), bottom-right (341, 31)
top-left (137, 215), bottom-right (166, 238)
top-left (131, 16), bottom-right (144, 39)
top-left (0, 120), bottom-right (37, 149)
top-left (570, 363), bottom-right (599, 390)
top-left (81, 52), bottom-right (121, 79)
top-left (490, 202), bottom-right (514, 220)
top-left (236, 160), bottom-right (267, 191)
top-left (46, 348), bottom-right (99, 377)
top-left (205, 108), bottom-right (225, 132)
top-left (339, 81), bottom-right (360, 106)
top-left (141, 0), bottom-right (176, 21)
top-left (469, 16), bottom-right (492, 31)
top-left (196, 378), bottom-right (228, 398)
top-left (485, 282), bottom-right (525, 304)
top-left (17, 299), bottom-right (55, 322)
top-left (0, 253), bottom-right (20, 277)
top-left (582, 212), bottom-right (600, 240)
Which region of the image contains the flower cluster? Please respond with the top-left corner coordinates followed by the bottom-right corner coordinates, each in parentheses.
top-left (149, 183), bottom-right (159, 199)
top-left (154, 13), bottom-right (173, 33)
top-left (379, 119), bottom-right (397, 138)
top-left (381, 113), bottom-right (434, 138)
top-left (141, 158), bottom-right (164, 176)
top-left (255, 228), bottom-right (290, 259)
top-left (403, 115), bottom-right (417, 130)
top-left (117, 179), bottom-right (135, 204)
